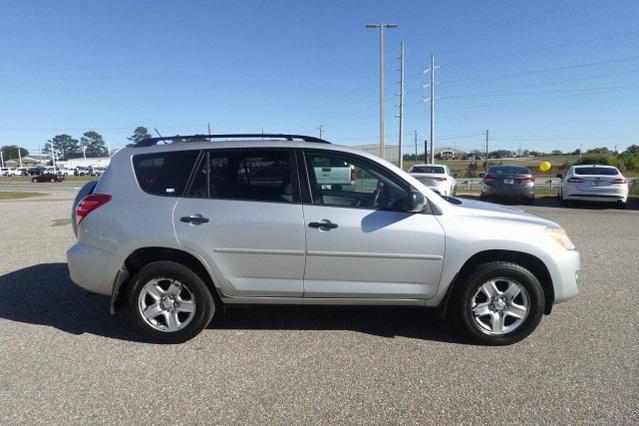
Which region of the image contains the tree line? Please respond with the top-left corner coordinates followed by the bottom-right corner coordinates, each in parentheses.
top-left (39, 126), bottom-right (153, 160)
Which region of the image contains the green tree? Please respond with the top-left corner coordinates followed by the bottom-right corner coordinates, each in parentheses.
top-left (551, 149), bottom-right (562, 155)
top-left (127, 126), bottom-right (152, 145)
top-left (0, 145), bottom-right (29, 159)
top-left (626, 144), bottom-right (639, 154)
top-left (80, 131), bottom-right (108, 157)
top-left (42, 134), bottom-right (81, 160)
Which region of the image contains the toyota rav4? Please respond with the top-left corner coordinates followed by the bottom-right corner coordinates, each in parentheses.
top-left (67, 134), bottom-right (579, 344)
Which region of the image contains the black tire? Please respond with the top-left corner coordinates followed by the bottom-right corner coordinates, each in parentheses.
top-left (452, 261), bottom-right (545, 345)
top-left (525, 196), bottom-right (535, 205)
top-left (480, 192), bottom-right (487, 200)
top-left (126, 260), bottom-right (216, 343)
top-left (616, 200), bottom-right (628, 209)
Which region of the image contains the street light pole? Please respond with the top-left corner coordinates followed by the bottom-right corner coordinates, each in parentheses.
top-left (366, 23), bottom-right (398, 159)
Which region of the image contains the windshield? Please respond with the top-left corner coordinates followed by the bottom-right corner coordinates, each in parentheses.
top-left (411, 166), bottom-right (445, 174)
top-left (487, 166), bottom-right (530, 175)
top-left (574, 167), bottom-right (619, 176)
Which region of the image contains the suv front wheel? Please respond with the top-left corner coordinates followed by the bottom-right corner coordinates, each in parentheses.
top-left (127, 261), bottom-right (216, 343)
top-left (454, 262), bottom-right (545, 345)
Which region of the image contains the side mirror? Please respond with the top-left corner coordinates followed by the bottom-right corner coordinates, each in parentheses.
top-left (399, 191), bottom-right (426, 213)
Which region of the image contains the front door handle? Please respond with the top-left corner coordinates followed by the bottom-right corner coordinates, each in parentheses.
top-left (180, 214), bottom-right (209, 225)
top-left (308, 220), bottom-right (338, 229)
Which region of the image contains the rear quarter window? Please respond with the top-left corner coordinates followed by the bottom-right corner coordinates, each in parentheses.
top-left (133, 150), bottom-right (199, 196)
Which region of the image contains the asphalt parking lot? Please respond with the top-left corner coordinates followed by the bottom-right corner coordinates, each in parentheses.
top-left (0, 183), bottom-right (637, 424)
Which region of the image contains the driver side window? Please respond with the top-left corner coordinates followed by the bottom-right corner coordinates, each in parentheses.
top-left (305, 151), bottom-right (410, 210)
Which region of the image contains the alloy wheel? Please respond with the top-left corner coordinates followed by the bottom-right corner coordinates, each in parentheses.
top-left (138, 277), bottom-right (197, 332)
top-left (470, 278), bottom-right (530, 335)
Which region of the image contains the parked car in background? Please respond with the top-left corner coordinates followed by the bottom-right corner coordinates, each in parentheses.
top-left (408, 164), bottom-right (457, 196)
top-left (481, 165), bottom-right (536, 204)
top-left (91, 167), bottom-right (106, 176)
top-left (558, 165), bottom-right (629, 209)
top-left (57, 168), bottom-right (74, 176)
top-left (18, 167), bottom-right (29, 176)
top-left (67, 133), bottom-right (579, 346)
top-left (28, 167), bottom-right (45, 176)
top-left (32, 173), bottom-right (64, 183)
top-left (0, 167), bottom-right (9, 176)
top-left (74, 167), bottom-right (90, 176)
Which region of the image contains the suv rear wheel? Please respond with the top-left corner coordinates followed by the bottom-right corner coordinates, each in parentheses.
top-left (453, 261), bottom-right (545, 345)
top-left (127, 260), bottom-right (216, 343)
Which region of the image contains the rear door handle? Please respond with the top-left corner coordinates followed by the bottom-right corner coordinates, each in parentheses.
top-left (180, 214), bottom-right (209, 224)
top-left (308, 220), bottom-right (338, 229)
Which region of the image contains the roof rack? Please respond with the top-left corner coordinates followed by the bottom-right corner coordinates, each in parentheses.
top-left (133, 133), bottom-right (330, 147)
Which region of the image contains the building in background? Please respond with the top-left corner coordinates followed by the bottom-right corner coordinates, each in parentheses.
top-left (353, 144), bottom-right (399, 162)
top-left (58, 157), bottom-right (111, 168)
top-left (353, 144), bottom-right (467, 162)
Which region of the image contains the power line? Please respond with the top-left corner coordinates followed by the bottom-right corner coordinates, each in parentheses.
top-left (446, 29), bottom-right (639, 67)
top-left (445, 55), bottom-right (639, 86)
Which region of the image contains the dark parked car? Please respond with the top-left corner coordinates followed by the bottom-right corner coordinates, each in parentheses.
top-left (480, 165), bottom-right (535, 204)
top-left (32, 173), bottom-right (64, 183)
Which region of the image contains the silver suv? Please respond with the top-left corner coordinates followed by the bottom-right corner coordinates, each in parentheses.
top-left (67, 134), bottom-right (579, 345)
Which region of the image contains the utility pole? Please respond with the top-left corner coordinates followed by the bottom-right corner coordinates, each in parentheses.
top-left (82, 146), bottom-right (87, 161)
top-left (0, 150), bottom-right (3, 168)
top-left (397, 42), bottom-right (405, 169)
top-left (50, 139), bottom-right (55, 170)
top-left (424, 139), bottom-right (428, 162)
top-left (208, 122), bottom-right (212, 135)
top-left (429, 54), bottom-right (435, 164)
top-left (414, 131), bottom-right (418, 158)
top-left (18, 147), bottom-right (23, 167)
top-left (317, 124), bottom-right (325, 139)
top-left (485, 129), bottom-right (489, 165)
top-left (423, 54), bottom-right (439, 164)
top-left (366, 23), bottom-right (398, 159)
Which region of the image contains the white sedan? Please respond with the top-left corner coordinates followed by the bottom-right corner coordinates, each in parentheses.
top-left (408, 164), bottom-right (457, 196)
top-left (558, 164), bottom-right (630, 209)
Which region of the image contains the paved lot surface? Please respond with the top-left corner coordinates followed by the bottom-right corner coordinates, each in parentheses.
top-left (0, 190), bottom-right (637, 424)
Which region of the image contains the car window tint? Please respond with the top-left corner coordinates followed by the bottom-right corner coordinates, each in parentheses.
top-left (188, 150), bottom-right (296, 203)
top-left (305, 151), bottom-right (410, 210)
top-left (411, 166), bottom-right (445, 174)
top-left (488, 166), bottom-right (530, 175)
top-left (133, 150), bottom-right (199, 196)
top-left (573, 167), bottom-right (619, 176)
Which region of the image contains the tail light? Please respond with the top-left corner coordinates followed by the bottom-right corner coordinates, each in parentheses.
top-left (76, 194), bottom-right (111, 223)
top-left (483, 174), bottom-right (496, 183)
top-left (610, 177), bottom-right (628, 184)
top-left (434, 177), bottom-right (447, 182)
top-left (567, 177), bottom-right (583, 183)
top-left (519, 176), bottom-right (535, 183)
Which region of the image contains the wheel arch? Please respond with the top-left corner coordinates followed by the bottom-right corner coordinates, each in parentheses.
top-left (438, 249), bottom-right (554, 318)
top-left (111, 246), bottom-right (219, 313)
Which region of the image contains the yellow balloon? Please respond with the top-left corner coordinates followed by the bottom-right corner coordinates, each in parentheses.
top-left (539, 161), bottom-right (551, 172)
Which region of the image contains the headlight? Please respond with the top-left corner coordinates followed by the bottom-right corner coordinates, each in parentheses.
top-left (544, 227), bottom-right (575, 250)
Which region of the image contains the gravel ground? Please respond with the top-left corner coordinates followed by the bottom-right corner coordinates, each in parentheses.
top-left (0, 193), bottom-right (637, 424)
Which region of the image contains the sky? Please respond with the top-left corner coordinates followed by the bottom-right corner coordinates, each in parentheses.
top-left (1, 0), bottom-right (638, 156)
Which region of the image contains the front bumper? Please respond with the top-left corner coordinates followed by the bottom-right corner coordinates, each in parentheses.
top-left (67, 243), bottom-right (123, 296)
top-left (543, 249), bottom-right (580, 304)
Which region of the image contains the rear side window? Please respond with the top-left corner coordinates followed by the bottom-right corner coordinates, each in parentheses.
top-left (187, 149), bottom-right (297, 203)
top-left (573, 167), bottom-right (619, 176)
top-left (133, 150), bottom-right (199, 196)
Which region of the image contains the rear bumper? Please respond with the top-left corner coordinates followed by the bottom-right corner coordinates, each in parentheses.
top-left (564, 192), bottom-right (627, 202)
top-left (67, 243), bottom-right (123, 296)
top-left (482, 185), bottom-right (535, 198)
top-left (543, 249), bottom-right (580, 304)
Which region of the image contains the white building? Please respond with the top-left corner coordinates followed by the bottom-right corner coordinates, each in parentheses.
top-left (58, 157), bottom-right (111, 168)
